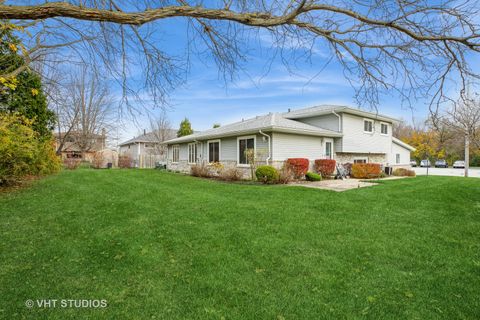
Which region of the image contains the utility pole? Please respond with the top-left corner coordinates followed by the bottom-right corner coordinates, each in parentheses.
top-left (465, 133), bottom-right (469, 178)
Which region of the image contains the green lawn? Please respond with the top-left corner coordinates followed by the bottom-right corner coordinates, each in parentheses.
top-left (0, 170), bottom-right (479, 319)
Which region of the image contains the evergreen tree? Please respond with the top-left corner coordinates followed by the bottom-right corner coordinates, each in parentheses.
top-left (177, 117), bottom-right (193, 137)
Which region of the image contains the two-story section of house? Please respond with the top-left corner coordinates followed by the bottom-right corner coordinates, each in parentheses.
top-left (163, 105), bottom-right (415, 176)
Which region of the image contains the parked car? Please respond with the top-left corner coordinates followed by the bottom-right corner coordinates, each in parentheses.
top-left (410, 160), bottom-right (417, 167)
top-left (453, 160), bottom-right (465, 168)
top-left (420, 159), bottom-right (431, 167)
top-left (434, 159), bottom-right (448, 168)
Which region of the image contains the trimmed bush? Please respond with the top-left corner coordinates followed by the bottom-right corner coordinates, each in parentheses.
top-left (286, 158), bottom-right (309, 179)
top-left (351, 163), bottom-right (382, 179)
top-left (306, 172), bottom-right (322, 181)
top-left (393, 168), bottom-right (416, 177)
top-left (314, 159), bottom-right (336, 177)
top-left (255, 165), bottom-right (279, 184)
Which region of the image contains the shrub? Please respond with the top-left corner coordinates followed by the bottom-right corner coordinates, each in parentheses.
top-left (219, 167), bottom-right (243, 181)
top-left (277, 163), bottom-right (294, 184)
top-left (393, 168), bottom-right (416, 177)
top-left (190, 163), bottom-right (211, 178)
top-left (286, 158), bottom-right (309, 179)
top-left (255, 165), bottom-right (279, 184)
top-left (314, 159), bottom-right (336, 177)
top-left (306, 172), bottom-right (322, 181)
top-left (63, 158), bottom-right (81, 170)
top-left (91, 152), bottom-right (104, 169)
top-left (0, 113), bottom-right (60, 185)
top-left (118, 155), bottom-right (133, 168)
top-left (351, 163), bottom-right (382, 179)
top-left (210, 162), bottom-right (224, 176)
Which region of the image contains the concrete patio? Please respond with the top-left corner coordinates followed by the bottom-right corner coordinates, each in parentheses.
top-left (289, 176), bottom-right (406, 192)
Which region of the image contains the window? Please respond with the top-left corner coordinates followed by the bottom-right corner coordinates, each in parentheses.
top-left (172, 145), bottom-right (180, 163)
top-left (325, 142), bottom-right (332, 159)
top-left (381, 123), bottom-right (388, 135)
top-left (354, 158), bottom-right (367, 164)
top-left (364, 119), bottom-right (373, 133)
top-left (208, 140), bottom-right (220, 163)
top-left (396, 153), bottom-right (400, 164)
top-left (188, 143), bottom-right (197, 164)
top-left (238, 136), bottom-right (255, 165)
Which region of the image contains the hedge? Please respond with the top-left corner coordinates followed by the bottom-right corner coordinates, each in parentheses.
top-left (286, 158), bottom-right (309, 179)
top-left (314, 159), bottom-right (336, 177)
top-left (255, 165), bottom-right (279, 184)
top-left (351, 163), bottom-right (382, 179)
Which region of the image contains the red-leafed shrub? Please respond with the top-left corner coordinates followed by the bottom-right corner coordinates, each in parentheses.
top-left (314, 159), bottom-right (336, 177)
top-left (286, 158), bottom-right (309, 179)
top-left (351, 163), bottom-right (382, 179)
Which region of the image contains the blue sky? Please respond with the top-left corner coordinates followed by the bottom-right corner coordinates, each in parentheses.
top-left (117, 20), bottom-right (436, 143)
top-left (13, 1), bottom-right (475, 143)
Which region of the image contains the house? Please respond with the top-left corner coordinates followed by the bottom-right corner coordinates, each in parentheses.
top-left (54, 130), bottom-right (107, 162)
top-left (163, 105), bottom-right (415, 176)
top-left (119, 129), bottom-right (177, 168)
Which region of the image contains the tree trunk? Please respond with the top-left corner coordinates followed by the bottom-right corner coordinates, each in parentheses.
top-left (465, 133), bottom-right (469, 178)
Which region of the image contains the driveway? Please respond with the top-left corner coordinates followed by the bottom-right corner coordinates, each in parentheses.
top-left (413, 167), bottom-right (480, 178)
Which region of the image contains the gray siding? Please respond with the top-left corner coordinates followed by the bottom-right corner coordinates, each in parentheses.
top-left (295, 113), bottom-right (340, 131)
top-left (271, 132), bottom-right (324, 161)
top-left (167, 133), bottom-right (271, 164)
top-left (389, 142), bottom-right (411, 165)
top-left (340, 113), bottom-right (392, 154)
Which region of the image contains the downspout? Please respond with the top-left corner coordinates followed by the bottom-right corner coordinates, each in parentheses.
top-left (258, 130), bottom-right (271, 165)
top-left (332, 110), bottom-right (341, 132)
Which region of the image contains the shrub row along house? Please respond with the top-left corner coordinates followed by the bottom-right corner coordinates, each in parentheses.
top-left (163, 105), bottom-right (415, 177)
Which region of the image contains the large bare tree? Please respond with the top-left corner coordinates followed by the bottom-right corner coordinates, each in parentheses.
top-left (149, 110), bottom-right (175, 159)
top-left (2, 1), bottom-right (480, 112)
top-left (441, 92), bottom-right (480, 177)
top-left (57, 68), bottom-right (113, 158)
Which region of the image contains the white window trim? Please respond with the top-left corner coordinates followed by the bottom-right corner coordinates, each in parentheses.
top-left (396, 153), bottom-right (401, 164)
top-left (207, 139), bottom-right (221, 164)
top-left (237, 135), bottom-right (256, 167)
top-left (172, 145), bottom-right (180, 163)
top-left (354, 157), bottom-right (368, 163)
top-left (380, 122), bottom-right (389, 136)
top-left (324, 141), bottom-right (333, 159)
top-left (188, 142), bottom-right (197, 164)
top-left (363, 118), bottom-right (374, 134)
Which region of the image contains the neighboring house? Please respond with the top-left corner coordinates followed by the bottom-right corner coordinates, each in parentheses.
top-left (163, 105), bottom-right (415, 176)
top-left (119, 129), bottom-right (177, 168)
top-left (54, 130), bottom-right (107, 162)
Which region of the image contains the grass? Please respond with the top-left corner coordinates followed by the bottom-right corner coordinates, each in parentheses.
top-left (0, 169), bottom-right (479, 319)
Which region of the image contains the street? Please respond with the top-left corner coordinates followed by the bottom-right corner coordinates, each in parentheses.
top-left (413, 167), bottom-right (480, 178)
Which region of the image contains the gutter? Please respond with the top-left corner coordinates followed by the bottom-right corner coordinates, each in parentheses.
top-left (258, 130), bottom-right (271, 165)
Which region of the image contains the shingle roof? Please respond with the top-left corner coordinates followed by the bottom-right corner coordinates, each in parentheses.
top-left (163, 113), bottom-right (342, 144)
top-left (283, 104), bottom-right (400, 123)
top-left (119, 129), bottom-right (177, 146)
